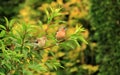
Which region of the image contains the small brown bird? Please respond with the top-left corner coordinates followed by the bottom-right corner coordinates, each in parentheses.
top-left (35, 36), bottom-right (47, 48)
top-left (56, 27), bottom-right (66, 40)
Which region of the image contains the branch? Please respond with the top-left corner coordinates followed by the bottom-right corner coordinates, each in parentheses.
top-left (41, 38), bottom-right (69, 50)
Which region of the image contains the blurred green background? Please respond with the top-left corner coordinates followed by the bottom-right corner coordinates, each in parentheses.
top-left (0, 0), bottom-right (120, 75)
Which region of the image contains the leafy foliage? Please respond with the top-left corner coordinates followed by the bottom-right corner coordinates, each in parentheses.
top-left (0, 6), bottom-right (87, 75)
top-left (17, 0), bottom-right (92, 75)
top-left (0, 0), bottom-right (24, 23)
top-left (89, 0), bottom-right (120, 75)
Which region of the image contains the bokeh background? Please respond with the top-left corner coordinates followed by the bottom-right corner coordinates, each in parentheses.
top-left (0, 0), bottom-right (120, 75)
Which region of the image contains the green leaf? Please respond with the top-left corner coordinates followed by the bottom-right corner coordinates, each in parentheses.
top-left (54, 20), bottom-right (67, 24)
top-left (53, 65), bottom-right (57, 70)
top-left (23, 69), bottom-right (33, 75)
top-left (53, 8), bottom-right (62, 17)
top-left (4, 17), bottom-right (9, 28)
top-left (45, 9), bottom-right (50, 20)
top-left (75, 26), bottom-right (85, 34)
top-left (59, 43), bottom-right (71, 50)
top-left (0, 30), bottom-right (6, 37)
top-left (21, 23), bottom-right (27, 31)
top-left (0, 25), bottom-right (6, 30)
top-left (9, 19), bottom-right (16, 29)
top-left (45, 62), bottom-right (53, 70)
top-left (66, 41), bottom-right (76, 50)
top-left (0, 72), bottom-right (5, 75)
top-left (0, 40), bottom-right (6, 53)
top-left (28, 64), bottom-right (47, 72)
top-left (73, 39), bottom-right (80, 47)
top-left (78, 36), bottom-right (88, 44)
top-left (69, 34), bottom-right (78, 40)
top-left (38, 20), bottom-right (43, 28)
top-left (5, 64), bottom-right (11, 70)
top-left (45, 9), bottom-right (49, 17)
top-left (15, 29), bottom-right (23, 39)
top-left (49, 50), bottom-right (55, 57)
top-left (50, 6), bottom-right (54, 13)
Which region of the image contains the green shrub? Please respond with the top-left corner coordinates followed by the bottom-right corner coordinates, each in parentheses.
top-left (0, 0), bottom-right (24, 23)
top-left (0, 7), bottom-right (87, 75)
top-left (89, 0), bottom-right (120, 75)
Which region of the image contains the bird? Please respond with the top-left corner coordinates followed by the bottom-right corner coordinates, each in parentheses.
top-left (56, 27), bottom-right (66, 41)
top-left (35, 36), bottom-right (47, 48)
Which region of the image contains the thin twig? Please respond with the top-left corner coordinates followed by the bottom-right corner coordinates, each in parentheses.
top-left (41, 37), bottom-right (69, 50)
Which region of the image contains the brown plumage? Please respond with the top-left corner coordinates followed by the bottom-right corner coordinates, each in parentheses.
top-left (36, 36), bottom-right (47, 48)
top-left (56, 27), bottom-right (66, 40)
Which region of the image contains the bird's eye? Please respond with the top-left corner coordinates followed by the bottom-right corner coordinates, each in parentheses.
top-left (35, 40), bottom-right (38, 43)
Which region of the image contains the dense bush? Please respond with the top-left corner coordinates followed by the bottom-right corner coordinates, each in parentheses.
top-left (0, 0), bottom-right (24, 23)
top-left (0, 0), bottom-right (106, 75)
top-left (89, 0), bottom-right (120, 75)
top-left (0, 7), bottom-right (87, 75)
top-left (17, 0), bottom-right (96, 75)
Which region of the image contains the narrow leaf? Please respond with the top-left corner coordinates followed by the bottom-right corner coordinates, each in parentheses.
top-left (4, 17), bottom-right (9, 28)
top-left (78, 37), bottom-right (88, 44)
top-left (0, 25), bottom-right (6, 30)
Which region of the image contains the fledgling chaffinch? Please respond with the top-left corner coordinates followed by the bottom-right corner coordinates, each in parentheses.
top-left (56, 27), bottom-right (66, 40)
top-left (35, 36), bottom-right (47, 48)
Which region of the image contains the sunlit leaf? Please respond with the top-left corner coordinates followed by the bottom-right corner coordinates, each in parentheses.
top-left (0, 40), bottom-right (6, 53)
top-left (9, 19), bottom-right (16, 29)
top-left (0, 72), bottom-right (5, 75)
top-left (45, 9), bottom-right (50, 19)
top-left (0, 25), bottom-right (6, 30)
top-left (45, 62), bottom-right (53, 70)
top-left (38, 20), bottom-right (43, 28)
top-left (4, 17), bottom-right (9, 28)
top-left (66, 41), bottom-right (76, 50)
top-left (78, 36), bottom-right (88, 44)
top-left (28, 64), bottom-right (47, 72)
top-left (49, 50), bottom-right (55, 57)
top-left (0, 30), bottom-right (6, 37)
